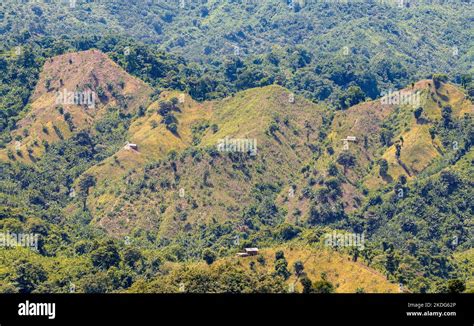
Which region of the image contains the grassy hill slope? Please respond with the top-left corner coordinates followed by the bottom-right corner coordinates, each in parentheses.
top-left (76, 84), bottom-right (327, 236)
top-left (126, 243), bottom-right (400, 293)
top-left (0, 50), bottom-right (471, 293)
top-left (0, 50), bottom-right (153, 163)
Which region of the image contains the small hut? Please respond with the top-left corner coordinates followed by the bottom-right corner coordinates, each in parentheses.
top-left (245, 248), bottom-right (259, 256)
top-left (124, 143), bottom-right (138, 151)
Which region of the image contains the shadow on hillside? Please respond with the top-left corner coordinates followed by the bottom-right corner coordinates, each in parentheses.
top-left (415, 117), bottom-right (431, 125)
top-left (28, 153), bottom-right (37, 163)
top-left (381, 173), bottom-right (393, 184)
top-left (397, 159), bottom-right (412, 177)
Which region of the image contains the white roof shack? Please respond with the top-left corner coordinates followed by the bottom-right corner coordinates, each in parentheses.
top-left (346, 136), bottom-right (357, 142)
top-left (237, 248), bottom-right (259, 258)
top-left (124, 143), bottom-right (138, 151)
top-left (245, 248), bottom-right (259, 254)
top-left (236, 252), bottom-right (249, 257)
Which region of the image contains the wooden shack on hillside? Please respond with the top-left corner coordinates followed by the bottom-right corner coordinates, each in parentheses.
top-left (124, 143), bottom-right (138, 151)
top-left (236, 248), bottom-right (259, 258)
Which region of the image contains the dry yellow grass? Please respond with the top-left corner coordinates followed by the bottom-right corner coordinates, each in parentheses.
top-left (215, 244), bottom-right (400, 293)
top-left (78, 85), bottom-right (326, 235)
top-left (364, 80), bottom-right (472, 189)
top-left (0, 49), bottom-right (153, 164)
top-left (143, 243), bottom-right (401, 293)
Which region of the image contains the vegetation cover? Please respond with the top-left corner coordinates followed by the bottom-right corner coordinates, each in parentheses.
top-left (0, 0), bottom-right (472, 294)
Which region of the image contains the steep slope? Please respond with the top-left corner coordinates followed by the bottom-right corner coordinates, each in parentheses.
top-left (0, 50), bottom-right (153, 163)
top-left (67, 75), bottom-right (472, 238)
top-left (76, 85), bottom-right (327, 236)
top-left (225, 245), bottom-right (401, 293)
top-left (126, 244), bottom-right (401, 293)
top-left (314, 79), bottom-right (473, 211)
top-left (1, 50), bottom-right (470, 293)
top-left (0, 238), bottom-right (400, 293)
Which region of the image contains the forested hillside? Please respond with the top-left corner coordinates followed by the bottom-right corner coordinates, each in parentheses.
top-left (0, 1), bottom-right (472, 294)
top-left (1, 0), bottom-right (473, 100)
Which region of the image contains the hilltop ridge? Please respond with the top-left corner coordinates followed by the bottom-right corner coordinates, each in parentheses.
top-left (0, 50), bottom-right (153, 162)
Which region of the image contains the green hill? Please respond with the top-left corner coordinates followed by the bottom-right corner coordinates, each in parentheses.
top-left (0, 48), bottom-right (471, 294)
